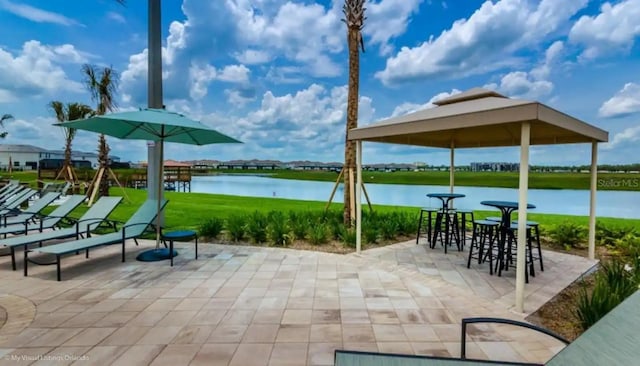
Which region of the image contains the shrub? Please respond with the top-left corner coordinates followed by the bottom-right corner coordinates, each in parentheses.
top-left (612, 233), bottom-right (640, 258)
top-left (289, 211), bottom-right (310, 240)
top-left (379, 217), bottom-right (399, 240)
top-left (329, 216), bottom-right (344, 240)
top-left (226, 214), bottom-right (246, 242)
top-left (339, 227), bottom-right (357, 248)
top-left (548, 221), bottom-right (587, 250)
top-left (308, 223), bottom-right (330, 245)
top-left (199, 217), bottom-right (224, 239)
top-left (576, 256), bottom-right (640, 331)
top-left (596, 222), bottom-right (636, 247)
top-left (267, 211), bottom-right (292, 246)
top-left (246, 211), bottom-right (268, 243)
top-left (363, 226), bottom-right (379, 244)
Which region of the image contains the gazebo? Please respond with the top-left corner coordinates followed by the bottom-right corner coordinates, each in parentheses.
top-left (348, 88), bottom-right (608, 312)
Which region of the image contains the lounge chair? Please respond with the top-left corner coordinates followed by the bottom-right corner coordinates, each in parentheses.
top-left (25, 199), bottom-right (167, 281)
top-left (335, 290), bottom-right (640, 365)
top-left (0, 180), bottom-right (20, 198)
top-left (0, 196), bottom-right (122, 271)
top-left (0, 192), bottom-right (61, 227)
top-left (0, 188), bottom-right (38, 216)
top-left (0, 195), bottom-right (86, 237)
top-left (0, 184), bottom-right (27, 204)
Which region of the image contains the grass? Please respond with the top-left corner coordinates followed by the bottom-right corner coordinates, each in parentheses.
top-left (43, 187), bottom-right (640, 234)
top-left (205, 169), bottom-right (640, 191)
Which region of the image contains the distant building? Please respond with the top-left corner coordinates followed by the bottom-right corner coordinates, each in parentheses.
top-left (470, 162), bottom-right (520, 172)
top-left (0, 144), bottom-right (119, 170)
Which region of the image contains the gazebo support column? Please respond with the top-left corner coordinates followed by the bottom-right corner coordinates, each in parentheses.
top-left (450, 141), bottom-right (455, 195)
top-left (515, 122), bottom-right (531, 313)
top-left (355, 140), bottom-right (363, 253)
top-left (588, 142), bottom-right (598, 260)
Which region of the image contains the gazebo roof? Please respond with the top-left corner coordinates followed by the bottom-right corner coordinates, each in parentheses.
top-left (348, 88), bottom-right (608, 148)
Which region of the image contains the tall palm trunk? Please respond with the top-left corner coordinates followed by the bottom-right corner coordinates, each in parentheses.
top-left (49, 101), bottom-right (94, 183)
top-left (342, 0), bottom-right (366, 226)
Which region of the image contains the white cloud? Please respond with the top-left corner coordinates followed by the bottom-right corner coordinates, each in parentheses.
top-left (365, 0), bottom-right (423, 55)
top-left (376, 0), bottom-right (588, 85)
top-left (225, 89), bottom-right (254, 107)
top-left (599, 83), bottom-right (640, 118)
top-left (569, 0), bottom-right (640, 60)
top-left (217, 65), bottom-right (250, 83)
top-left (602, 125), bottom-right (640, 150)
top-left (106, 11), bottom-right (126, 24)
top-left (0, 41), bottom-right (84, 101)
top-left (390, 89), bottom-right (461, 117)
top-left (234, 49), bottom-right (272, 65)
top-left (0, 0), bottom-right (82, 26)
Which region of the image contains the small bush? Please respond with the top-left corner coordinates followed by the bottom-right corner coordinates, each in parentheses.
top-left (379, 218), bottom-right (399, 240)
top-left (246, 211), bottom-right (268, 243)
top-left (548, 221), bottom-right (587, 250)
top-left (576, 256), bottom-right (640, 331)
top-left (267, 211), bottom-right (292, 246)
top-left (308, 223), bottom-right (330, 245)
top-left (329, 217), bottom-right (344, 240)
top-left (612, 233), bottom-right (640, 258)
top-left (289, 211), bottom-right (310, 240)
top-left (339, 227), bottom-right (357, 248)
top-left (226, 214), bottom-right (246, 242)
top-left (596, 222), bottom-right (636, 247)
top-left (363, 226), bottom-right (379, 244)
top-left (199, 217), bottom-right (224, 239)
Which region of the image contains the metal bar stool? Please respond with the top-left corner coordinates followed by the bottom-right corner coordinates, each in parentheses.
top-left (454, 209), bottom-right (475, 249)
top-left (432, 210), bottom-right (461, 253)
top-left (467, 220), bottom-right (499, 274)
top-left (416, 207), bottom-right (439, 245)
top-left (499, 224), bottom-right (535, 283)
top-left (513, 220), bottom-right (543, 271)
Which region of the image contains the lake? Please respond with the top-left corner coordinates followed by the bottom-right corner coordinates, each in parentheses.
top-left (189, 175), bottom-right (640, 219)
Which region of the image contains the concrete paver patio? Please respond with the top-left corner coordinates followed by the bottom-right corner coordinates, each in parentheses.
top-left (0, 238), bottom-right (596, 365)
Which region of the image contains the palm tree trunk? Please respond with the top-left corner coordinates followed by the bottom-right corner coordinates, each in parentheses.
top-left (98, 134), bottom-right (110, 196)
top-left (343, 27), bottom-right (360, 226)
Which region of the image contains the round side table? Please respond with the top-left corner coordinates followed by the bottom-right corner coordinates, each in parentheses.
top-left (162, 230), bottom-right (198, 266)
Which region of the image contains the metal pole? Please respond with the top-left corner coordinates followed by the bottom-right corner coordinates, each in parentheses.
top-left (450, 140), bottom-right (455, 194)
top-left (148, 0), bottom-right (164, 222)
top-left (515, 122), bottom-right (530, 313)
top-left (355, 140), bottom-right (362, 253)
top-left (588, 142), bottom-right (598, 260)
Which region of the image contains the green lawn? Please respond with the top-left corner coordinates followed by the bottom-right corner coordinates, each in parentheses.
top-left (50, 188), bottom-right (639, 233)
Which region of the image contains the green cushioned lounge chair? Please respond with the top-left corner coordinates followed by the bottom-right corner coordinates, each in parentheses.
top-left (0, 192), bottom-right (61, 227)
top-left (25, 199), bottom-right (168, 281)
top-left (1, 196), bottom-right (122, 271)
top-left (0, 195), bottom-right (86, 237)
top-left (0, 188), bottom-right (37, 215)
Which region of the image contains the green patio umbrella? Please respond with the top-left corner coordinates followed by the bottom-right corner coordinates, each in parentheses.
top-left (55, 108), bottom-right (242, 259)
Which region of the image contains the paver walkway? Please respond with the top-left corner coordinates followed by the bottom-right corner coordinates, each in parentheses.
top-left (0, 238), bottom-right (595, 365)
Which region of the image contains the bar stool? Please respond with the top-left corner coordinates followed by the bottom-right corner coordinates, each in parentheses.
top-left (467, 220), bottom-right (499, 274)
top-left (513, 220), bottom-right (543, 271)
top-left (431, 209), bottom-right (461, 253)
top-left (500, 223), bottom-right (535, 283)
top-left (454, 209), bottom-right (475, 249)
top-left (416, 207), bottom-right (439, 245)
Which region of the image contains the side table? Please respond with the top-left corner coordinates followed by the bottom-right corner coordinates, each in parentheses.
top-left (162, 230), bottom-right (198, 267)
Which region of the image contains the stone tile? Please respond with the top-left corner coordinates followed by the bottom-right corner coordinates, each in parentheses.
top-left (221, 310), bottom-right (256, 325)
top-left (268, 343), bottom-right (308, 366)
top-left (368, 310), bottom-right (400, 324)
top-left (309, 324), bottom-right (342, 342)
top-left (129, 311), bottom-right (169, 327)
top-left (281, 309), bottom-right (312, 325)
top-left (432, 324), bottom-right (461, 342)
top-left (100, 326), bottom-right (151, 346)
top-left (149, 344), bottom-right (200, 366)
top-left (146, 298), bottom-right (182, 311)
top-left (252, 309), bottom-right (284, 324)
top-left (111, 344), bottom-right (164, 366)
top-left (136, 326), bottom-right (183, 345)
top-left (117, 299), bottom-right (154, 312)
top-left (341, 342), bottom-right (378, 352)
top-left (372, 324), bottom-right (408, 342)
top-left (171, 325), bottom-right (214, 344)
top-left (313, 297), bottom-right (340, 310)
top-left (189, 309), bottom-right (226, 326)
top-left (207, 325), bottom-right (248, 343)
top-left (63, 312), bottom-right (109, 328)
top-left (402, 324), bottom-right (440, 342)
top-left (340, 309), bottom-right (370, 324)
top-left (312, 309), bottom-right (341, 324)
top-left (411, 342), bottom-right (451, 357)
top-left (157, 310), bottom-right (198, 326)
top-left (190, 343), bottom-right (238, 366)
top-left (276, 325), bottom-right (310, 343)
top-left (228, 343), bottom-right (273, 366)
top-left (30, 328), bottom-right (84, 347)
top-left (377, 341), bottom-right (414, 354)
top-left (307, 342), bottom-right (342, 366)
top-left (242, 324), bottom-right (280, 343)
top-left (63, 327), bottom-right (117, 347)
top-left (72, 345), bottom-right (128, 365)
top-left (342, 325), bottom-right (376, 343)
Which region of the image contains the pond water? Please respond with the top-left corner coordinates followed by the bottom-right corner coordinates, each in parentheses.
top-left (189, 175), bottom-right (640, 219)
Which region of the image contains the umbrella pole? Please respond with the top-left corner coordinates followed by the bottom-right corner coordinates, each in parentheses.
top-left (156, 137), bottom-right (164, 249)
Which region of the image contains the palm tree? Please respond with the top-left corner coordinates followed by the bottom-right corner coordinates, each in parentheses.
top-left (0, 114), bottom-right (13, 138)
top-left (82, 64), bottom-right (119, 197)
top-left (49, 101), bottom-right (94, 182)
top-left (342, 0), bottom-right (366, 225)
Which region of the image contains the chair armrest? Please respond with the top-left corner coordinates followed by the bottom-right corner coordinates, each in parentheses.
top-left (460, 318), bottom-right (570, 359)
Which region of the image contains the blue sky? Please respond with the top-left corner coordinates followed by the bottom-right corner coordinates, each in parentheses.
top-left (0, 0), bottom-right (639, 165)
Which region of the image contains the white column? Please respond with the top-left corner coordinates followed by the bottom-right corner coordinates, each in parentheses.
top-left (449, 141), bottom-right (455, 194)
top-left (515, 122), bottom-right (530, 313)
top-left (588, 142), bottom-right (598, 260)
top-left (355, 140), bottom-right (363, 253)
